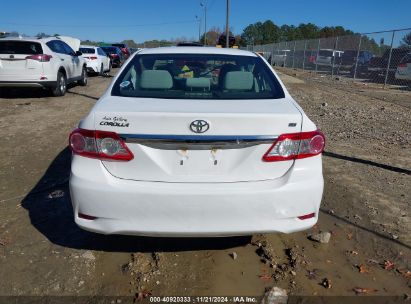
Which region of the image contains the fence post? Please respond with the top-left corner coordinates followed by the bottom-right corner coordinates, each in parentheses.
top-left (315, 38), bottom-right (320, 73)
top-left (384, 30), bottom-right (395, 89)
top-left (302, 40), bottom-right (307, 71)
top-left (271, 43), bottom-right (275, 65)
top-left (331, 36), bottom-right (339, 78)
top-left (292, 41), bottom-right (296, 69)
top-left (353, 35), bottom-right (362, 80)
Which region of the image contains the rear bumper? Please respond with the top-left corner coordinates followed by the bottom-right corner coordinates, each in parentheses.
top-left (85, 61), bottom-right (100, 73)
top-left (69, 155), bottom-right (324, 237)
top-left (0, 81), bottom-right (56, 88)
top-left (395, 71), bottom-right (411, 80)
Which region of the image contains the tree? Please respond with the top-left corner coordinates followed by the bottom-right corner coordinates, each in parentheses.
top-left (36, 32), bottom-right (50, 38)
top-left (400, 32), bottom-right (411, 48)
top-left (200, 26), bottom-right (222, 45)
top-left (297, 23), bottom-right (320, 40)
top-left (261, 20), bottom-right (280, 44)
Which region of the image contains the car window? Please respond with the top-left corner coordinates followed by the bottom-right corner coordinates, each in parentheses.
top-left (112, 53), bottom-right (285, 100)
top-left (319, 50), bottom-right (333, 57)
top-left (47, 40), bottom-right (65, 54)
top-left (80, 47), bottom-right (95, 54)
top-left (342, 50), bottom-right (357, 57)
top-left (60, 41), bottom-right (75, 55)
top-left (0, 41), bottom-right (43, 54)
top-left (102, 47), bottom-right (116, 54)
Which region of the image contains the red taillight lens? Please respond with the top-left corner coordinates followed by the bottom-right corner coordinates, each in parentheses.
top-left (263, 130), bottom-right (325, 162)
top-left (26, 54), bottom-right (52, 62)
top-left (298, 213), bottom-right (316, 220)
top-left (89, 56), bottom-right (97, 60)
top-left (398, 63), bottom-right (407, 68)
top-left (69, 128), bottom-right (133, 161)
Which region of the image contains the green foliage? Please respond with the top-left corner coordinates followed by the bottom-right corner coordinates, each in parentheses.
top-left (240, 21), bottom-right (356, 45)
top-left (400, 32), bottom-right (411, 48)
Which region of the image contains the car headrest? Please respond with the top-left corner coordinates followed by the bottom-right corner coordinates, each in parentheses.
top-left (186, 77), bottom-right (210, 90)
top-left (140, 70), bottom-right (173, 89)
top-left (223, 71), bottom-right (254, 90)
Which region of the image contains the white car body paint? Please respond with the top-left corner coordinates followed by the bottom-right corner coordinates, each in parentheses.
top-left (70, 46), bottom-right (324, 236)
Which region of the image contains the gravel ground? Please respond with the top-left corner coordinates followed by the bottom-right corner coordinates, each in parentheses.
top-left (0, 68), bottom-right (409, 301)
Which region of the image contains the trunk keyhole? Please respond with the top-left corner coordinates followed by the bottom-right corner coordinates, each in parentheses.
top-left (214, 160), bottom-right (218, 165)
top-left (180, 160), bottom-right (184, 166)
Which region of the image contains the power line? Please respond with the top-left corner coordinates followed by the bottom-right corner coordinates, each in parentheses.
top-left (0, 20), bottom-right (197, 29)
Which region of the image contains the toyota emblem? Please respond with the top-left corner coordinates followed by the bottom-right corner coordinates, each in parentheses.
top-left (190, 120), bottom-right (210, 133)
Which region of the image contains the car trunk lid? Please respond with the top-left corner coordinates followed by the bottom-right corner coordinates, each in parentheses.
top-left (93, 97), bottom-right (302, 183)
top-left (0, 40), bottom-right (44, 76)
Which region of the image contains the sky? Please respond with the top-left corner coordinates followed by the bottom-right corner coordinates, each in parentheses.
top-left (1, 0), bottom-right (410, 43)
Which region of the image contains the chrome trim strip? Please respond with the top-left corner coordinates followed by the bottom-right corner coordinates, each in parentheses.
top-left (119, 134), bottom-right (278, 150)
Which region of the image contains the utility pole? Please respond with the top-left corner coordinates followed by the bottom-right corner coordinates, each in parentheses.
top-left (225, 0), bottom-right (230, 48)
top-left (201, 2), bottom-right (207, 45)
top-left (195, 15), bottom-right (201, 42)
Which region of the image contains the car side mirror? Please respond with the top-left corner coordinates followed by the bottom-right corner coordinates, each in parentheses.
top-left (75, 51), bottom-right (82, 56)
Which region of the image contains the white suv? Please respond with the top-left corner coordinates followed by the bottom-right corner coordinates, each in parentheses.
top-left (0, 36), bottom-right (87, 96)
top-left (69, 47), bottom-right (325, 236)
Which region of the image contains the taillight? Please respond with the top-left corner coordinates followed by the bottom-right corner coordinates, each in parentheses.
top-left (263, 130), bottom-right (325, 162)
top-left (69, 128), bottom-right (133, 161)
top-left (89, 56), bottom-right (97, 60)
top-left (398, 63), bottom-right (407, 68)
top-left (25, 54), bottom-right (52, 62)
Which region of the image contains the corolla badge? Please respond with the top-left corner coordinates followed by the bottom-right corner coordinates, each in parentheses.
top-left (190, 120), bottom-right (210, 133)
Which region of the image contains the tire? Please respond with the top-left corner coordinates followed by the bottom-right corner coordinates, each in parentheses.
top-left (108, 61), bottom-right (112, 73)
top-left (99, 63), bottom-right (104, 76)
top-left (78, 66), bottom-right (88, 86)
top-left (51, 71), bottom-right (67, 97)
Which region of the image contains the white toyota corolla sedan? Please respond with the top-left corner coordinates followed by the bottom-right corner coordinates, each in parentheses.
top-left (69, 46), bottom-right (325, 236)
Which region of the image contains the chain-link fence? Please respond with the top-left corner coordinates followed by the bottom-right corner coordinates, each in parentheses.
top-left (250, 28), bottom-right (411, 90)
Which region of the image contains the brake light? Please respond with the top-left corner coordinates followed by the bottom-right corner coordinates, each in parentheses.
top-left (25, 54), bottom-right (52, 62)
top-left (398, 63), bottom-right (407, 68)
top-left (298, 213), bottom-right (316, 220)
top-left (263, 130), bottom-right (325, 162)
top-left (89, 56), bottom-right (97, 60)
top-left (69, 128), bottom-right (133, 161)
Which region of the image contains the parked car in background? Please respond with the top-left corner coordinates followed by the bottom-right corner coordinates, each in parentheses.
top-left (69, 46), bottom-right (325, 236)
top-left (79, 45), bottom-right (111, 75)
top-left (0, 36), bottom-right (87, 96)
top-left (394, 52), bottom-right (411, 82)
top-left (101, 46), bottom-right (125, 68)
top-left (315, 49), bottom-right (344, 68)
top-left (111, 43), bottom-right (130, 59)
top-left (339, 50), bottom-right (374, 76)
top-left (269, 50), bottom-right (291, 67)
top-left (367, 48), bottom-right (410, 80)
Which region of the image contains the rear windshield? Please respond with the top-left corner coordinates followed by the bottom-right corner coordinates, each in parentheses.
top-left (318, 50), bottom-right (333, 57)
top-left (112, 44), bottom-right (125, 48)
top-left (101, 47), bottom-right (117, 53)
top-left (342, 50), bottom-right (357, 57)
top-left (111, 53), bottom-right (285, 100)
top-left (79, 47), bottom-right (95, 54)
top-left (0, 41), bottom-right (43, 54)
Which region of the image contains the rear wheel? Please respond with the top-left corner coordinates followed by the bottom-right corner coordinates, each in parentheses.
top-left (108, 61), bottom-right (112, 73)
top-left (51, 71), bottom-right (67, 97)
top-left (99, 63), bottom-right (104, 76)
top-left (78, 66), bottom-right (88, 86)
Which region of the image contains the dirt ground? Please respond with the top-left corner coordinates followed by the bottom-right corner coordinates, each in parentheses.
top-left (0, 68), bottom-right (410, 302)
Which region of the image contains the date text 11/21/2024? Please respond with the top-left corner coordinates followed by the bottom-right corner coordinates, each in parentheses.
top-left (149, 296), bottom-right (259, 303)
